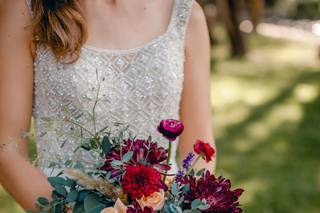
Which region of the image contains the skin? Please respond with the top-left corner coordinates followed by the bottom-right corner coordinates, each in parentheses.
top-left (0, 0), bottom-right (215, 210)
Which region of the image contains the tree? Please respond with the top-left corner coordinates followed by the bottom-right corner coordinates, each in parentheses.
top-left (217, 0), bottom-right (247, 57)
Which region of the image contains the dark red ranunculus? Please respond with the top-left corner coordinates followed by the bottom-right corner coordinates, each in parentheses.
top-left (157, 119), bottom-right (184, 141)
top-left (194, 140), bottom-right (215, 162)
top-left (122, 164), bottom-right (165, 200)
top-left (179, 171), bottom-right (244, 213)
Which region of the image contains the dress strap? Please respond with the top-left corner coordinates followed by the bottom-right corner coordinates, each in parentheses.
top-left (174, 0), bottom-right (194, 39)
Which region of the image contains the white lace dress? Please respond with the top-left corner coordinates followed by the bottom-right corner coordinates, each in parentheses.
top-left (26, 0), bottom-right (193, 176)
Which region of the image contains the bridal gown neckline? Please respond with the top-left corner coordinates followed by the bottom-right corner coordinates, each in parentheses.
top-left (25, 0), bottom-right (194, 175)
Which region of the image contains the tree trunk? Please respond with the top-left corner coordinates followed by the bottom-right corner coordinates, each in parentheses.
top-left (217, 0), bottom-right (247, 57)
top-left (247, 0), bottom-right (265, 28)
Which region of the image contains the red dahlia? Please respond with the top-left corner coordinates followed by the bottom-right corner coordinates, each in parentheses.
top-left (122, 164), bottom-right (165, 200)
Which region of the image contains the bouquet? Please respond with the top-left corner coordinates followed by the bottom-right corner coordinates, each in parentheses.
top-left (27, 118), bottom-right (243, 213)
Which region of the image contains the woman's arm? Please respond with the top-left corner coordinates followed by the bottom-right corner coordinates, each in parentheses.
top-left (0, 0), bottom-right (52, 210)
top-left (178, 1), bottom-right (216, 172)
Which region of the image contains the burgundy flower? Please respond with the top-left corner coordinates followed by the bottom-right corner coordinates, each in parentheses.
top-left (194, 140), bottom-right (215, 162)
top-left (179, 171), bottom-right (244, 213)
top-left (100, 139), bottom-right (170, 180)
top-left (122, 164), bottom-right (165, 200)
top-left (157, 119), bottom-right (184, 141)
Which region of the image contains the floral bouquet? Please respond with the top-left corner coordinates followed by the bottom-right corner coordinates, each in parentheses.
top-left (27, 118), bottom-right (243, 213)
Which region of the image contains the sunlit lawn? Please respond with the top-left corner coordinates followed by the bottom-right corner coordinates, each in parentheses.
top-left (213, 34), bottom-right (320, 212)
top-left (1, 33), bottom-right (320, 212)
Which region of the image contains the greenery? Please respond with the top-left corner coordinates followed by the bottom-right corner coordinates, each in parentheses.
top-left (1, 33), bottom-right (320, 212)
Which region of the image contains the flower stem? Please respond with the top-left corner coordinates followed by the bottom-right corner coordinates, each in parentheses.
top-left (163, 140), bottom-right (172, 182)
top-left (186, 155), bottom-right (201, 175)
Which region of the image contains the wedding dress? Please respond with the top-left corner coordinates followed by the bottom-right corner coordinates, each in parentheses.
top-left (25, 0), bottom-right (193, 176)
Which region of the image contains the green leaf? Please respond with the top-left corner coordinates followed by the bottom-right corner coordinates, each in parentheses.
top-left (189, 169), bottom-right (195, 176)
top-left (191, 199), bottom-right (201, 209)
top-left (111, 160), bottom-right (122, 168)
top-left (64, 178), bottom-right (76, 187)
top-left (73, 202), bottom-right (85, 213)
top-left (54, 185), bottom-right (67, 197)
top-left (66, 189), bottom-right (78, 202)
top-left (168, 204), bottom-right (183, 213)
top-left (171, 183), bottom-right (179, 196)
top-left (37, 197), bottom-right (49, 207)
top-left (77, 190), bottom-right (90, 202)
top-left (196, 168), bottom-right (206, 176)
top-left (84, 194), bottom-right (106, 213)
top-left (52, 202), bottom-right (64, 213)
top-left (102, 135), bottom-right (112, 154)
top-left (182, 184), bottom-right (190, 194)
top-left (81, 143), bottom-right (92, 151)
top-left (191, 199), bottom-right (206, 210)
top-left (122, 151), bottom-right (133, 162)
top-left (47, 177), bottom-right (65, 187)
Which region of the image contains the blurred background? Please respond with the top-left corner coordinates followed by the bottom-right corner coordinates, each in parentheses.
top-left (1, 0), bottom-right (320, 212)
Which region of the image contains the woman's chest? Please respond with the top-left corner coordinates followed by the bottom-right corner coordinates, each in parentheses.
top-left (33, 37), bottom-right (185, 118)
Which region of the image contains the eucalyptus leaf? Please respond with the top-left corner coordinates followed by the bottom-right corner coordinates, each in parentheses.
top-left (73, 202), bottom-right (85, 213)
top-left (37, 197), bottom-right (49, 207)
top-left (64, 178), bottom-right (76, 187)
top-left (111, 160), bottom-right (122, 168)
top-left (102, 135), bottom-right (112, 154)
top-left (84, 194), bottom-right (106, 213)
top-left (47, 177), bottom-right (66, 187)
top-left (189, 169), bottom-right (195, 176)
top-left (182, 184), bottom-right (190, 194)
top-left (191, 199), bottom-right (206, 210)
top-left (122, 151), bottom-right (133, 162)
top-left (66, 189), bottom-right (78, 202)
top-left (52, 202), bottom-right (64, 213)
top-left (196, 168), bottom-right (206, 176)
top-left (77, 190), bottom-right (90, 202)
top-left (54, 185), bottom-right (67, 197)
top-left (171, 182), bottom-right (179, 196)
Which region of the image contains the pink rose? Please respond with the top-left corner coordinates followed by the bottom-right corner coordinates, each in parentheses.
top-left (100, 198), bottom-right (127, 213)
top-left (157, 119), bottom-right (184, 141)
top-left (137, 190), bottom-right (165, 211)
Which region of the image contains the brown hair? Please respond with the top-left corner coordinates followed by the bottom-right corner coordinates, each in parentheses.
top-left (31, 0), bottom-right (88, 62)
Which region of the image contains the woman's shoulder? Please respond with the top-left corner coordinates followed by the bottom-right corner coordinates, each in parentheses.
top-left (189, 1), bottom-right (206, 27)
top-left (175, 0), bottom-right (206, 31)
top-left (184, 1), bottom-right (210, 54)
top-left (0, 0), bottom-right (33, 31)
top-left (0, 0), bottom-right (34, 55)
top-left (185, 1), bottom-right (207, 35)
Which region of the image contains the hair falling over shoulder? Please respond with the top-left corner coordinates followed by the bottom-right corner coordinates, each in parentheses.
top-left (31, 0), bottom-right (88, 62)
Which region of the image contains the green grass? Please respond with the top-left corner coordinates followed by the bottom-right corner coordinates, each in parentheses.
top-left (213, 34), bottom-right (320, 212)
top-left (1, 34), bottom-right (320, 212)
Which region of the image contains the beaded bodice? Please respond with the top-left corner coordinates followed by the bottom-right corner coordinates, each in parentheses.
top-left (26, 0), bottom-right (193, 171)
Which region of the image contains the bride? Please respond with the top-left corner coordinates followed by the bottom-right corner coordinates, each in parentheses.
top-left (0, 0), bottom-right (214, 211)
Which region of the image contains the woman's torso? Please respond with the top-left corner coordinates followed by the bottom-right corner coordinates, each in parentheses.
top-left (26, 0), bottom-right (193, 173)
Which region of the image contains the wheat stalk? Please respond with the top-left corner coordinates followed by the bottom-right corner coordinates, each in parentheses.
top-left (64, 169), bottom-right (121, 198)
